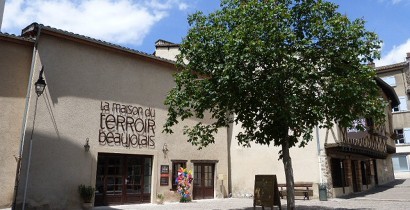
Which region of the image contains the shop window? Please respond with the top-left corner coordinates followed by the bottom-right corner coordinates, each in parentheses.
top-left (331, 158), bottom-right (348, 187)
top-left (392, 156), bottom-right (409, 171)
top-left (171, 160), bottom-right (187, 190)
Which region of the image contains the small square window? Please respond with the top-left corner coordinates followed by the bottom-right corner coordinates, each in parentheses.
top-left (392, 96), bottom-right (407, 112)
top-left (395, 129), bottom-right (405, 144)
top-left (381, 76), bottom-right (396, 87)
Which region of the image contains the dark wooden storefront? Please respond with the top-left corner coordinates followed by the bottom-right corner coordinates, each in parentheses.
top-left (94, 153), bottom-right (152, 206)
top-left (193, 163), bottom-right (215, 199)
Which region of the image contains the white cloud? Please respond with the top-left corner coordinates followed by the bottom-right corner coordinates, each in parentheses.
top-left (375, 39), bottom-right (410, 66)
top-left (178, 2), bottom-right (188, 10)
top-left (378, 0), bottom-right (410, 5)
top-left (2, 0), bottom-right (189, 46)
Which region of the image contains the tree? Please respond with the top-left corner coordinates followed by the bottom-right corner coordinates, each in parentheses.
top-left (163, 0), bottom-right (385, 209)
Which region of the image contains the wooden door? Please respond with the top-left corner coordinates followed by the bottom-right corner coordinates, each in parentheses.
top-left (94, 154), bottom-right (152, 206)
top-left (193, 163), bottom-right (214, 199)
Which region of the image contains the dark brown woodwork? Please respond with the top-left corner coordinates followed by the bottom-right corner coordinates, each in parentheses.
top-left (193, 163), bottom-right (215, 200)
top-left (94, 153), bottom-right (152, 206)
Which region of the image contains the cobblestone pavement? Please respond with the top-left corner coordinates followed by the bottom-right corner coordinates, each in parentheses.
top-left (94, 179), bottom-right (410, 210)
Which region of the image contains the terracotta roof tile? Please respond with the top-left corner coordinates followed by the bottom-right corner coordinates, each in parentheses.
top-left (376, 61), bottom-right (408, 72)
top-left (155, 39), bottom-right (180, 47)
top-left (0, 32), bottom-right (34, 42)
top-left (21, 22), bottom-right (176, 65)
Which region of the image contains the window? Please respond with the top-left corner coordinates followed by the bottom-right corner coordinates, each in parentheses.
top-left (171, 160), bottom-right (187, 190)
top-left (381, 76), bottom-right (396, 87)
top-left (393, 96), bottom-right (407, 112)
top-left (395, 129), bottom-right (405, 144)
top-left (392, 156), bottom-right (409, 171)
top-left (395, 128), bottom-right (410, 144)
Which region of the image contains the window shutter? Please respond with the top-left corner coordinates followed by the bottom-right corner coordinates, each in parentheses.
top-left (399, 96), bottom-right (407, 111)
top-left (403, 128), bottom-right (410, 144)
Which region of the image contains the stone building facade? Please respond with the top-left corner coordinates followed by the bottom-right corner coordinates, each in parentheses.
top-left (0, 23), bottom-right (400, 209)
top-left (377, 54), bottom-right (410, 178)
top-left (0, 23), bottom-right (229, 209)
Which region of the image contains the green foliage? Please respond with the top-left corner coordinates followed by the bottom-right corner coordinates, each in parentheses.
top-left (157, 193), bottom-right (164, 199)
top-left (164, 0), bottom-right (385, 150)
top-left (78, 184), bottom-right (95, 203)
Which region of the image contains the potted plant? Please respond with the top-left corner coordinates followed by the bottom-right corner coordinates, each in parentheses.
top-left (78, 184), bottom-right (95, 210)
top-left (156, 193), bottom-right (164, 204)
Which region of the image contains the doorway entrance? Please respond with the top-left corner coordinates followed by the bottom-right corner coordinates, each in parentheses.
top-left (373, 159), bottom-right (379, 185)
top-left (351, 160), bottom-right (360, 192)
top-left (193, 163), bottom-right (215, 199)
top-left (94, 153), bottom-right (152, 206)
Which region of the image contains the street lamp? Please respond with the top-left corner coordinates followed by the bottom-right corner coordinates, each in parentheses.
top-left (21, 67), bottom-right (46, 210)
top-left (34, 68), bottom-right (46, 96)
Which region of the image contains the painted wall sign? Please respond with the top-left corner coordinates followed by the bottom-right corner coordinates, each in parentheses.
top-left (99, 101), bottom-right (156, 149)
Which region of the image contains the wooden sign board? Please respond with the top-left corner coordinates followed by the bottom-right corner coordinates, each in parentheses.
top-left (253, 175), bottom-right (281, 210)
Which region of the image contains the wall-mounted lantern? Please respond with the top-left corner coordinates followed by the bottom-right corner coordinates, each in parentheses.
top-left (34, 67), bottom-right (46, 96)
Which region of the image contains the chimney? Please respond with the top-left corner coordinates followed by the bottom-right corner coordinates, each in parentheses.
top-left (406, 52), bottom-right (410, 62)
top-left (153, 39), bottom-right (180, 61)
top-left (0, 0), bottom-right (5, 31)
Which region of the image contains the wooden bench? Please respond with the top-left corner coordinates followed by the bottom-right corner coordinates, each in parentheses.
top-left (278, 182), bottom-right (313, 200)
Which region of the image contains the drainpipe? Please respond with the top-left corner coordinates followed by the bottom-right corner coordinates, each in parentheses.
top-left (12, 24), bottom-right (42, 210)
top-left (316, 126), bottom-right (323, 184)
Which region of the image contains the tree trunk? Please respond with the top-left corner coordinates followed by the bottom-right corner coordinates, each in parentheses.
top-left (282, 139), bottom-right (295, 210)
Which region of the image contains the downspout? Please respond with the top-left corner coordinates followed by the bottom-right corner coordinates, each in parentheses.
top-left (316, 125), bottom-right (323, 184)
top-left (12, 24), bottom-right (42, 210)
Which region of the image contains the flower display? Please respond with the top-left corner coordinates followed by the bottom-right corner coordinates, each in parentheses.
top-left (175, 167), bottom-right (193, 202)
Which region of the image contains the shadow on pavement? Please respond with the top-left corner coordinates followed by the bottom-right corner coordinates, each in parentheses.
top-left (233, 206), bottom-right (371, 210)
top-left (337, 179), bottom-right (406, 200)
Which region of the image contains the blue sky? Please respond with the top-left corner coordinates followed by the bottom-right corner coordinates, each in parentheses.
top-left (1, 0), bottom-right (410, 66)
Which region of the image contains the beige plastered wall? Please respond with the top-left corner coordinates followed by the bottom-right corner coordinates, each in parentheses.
top-left (229, 120), bottom-right (322, 198)
top-left (16, 33), bottom-right (228, 210)
top-left (0, 37), bottom-right (33, 208)
top-left (230, 108), bottom-right (396, 199)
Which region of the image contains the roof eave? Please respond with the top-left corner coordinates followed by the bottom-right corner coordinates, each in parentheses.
top-left (21, 23), bottom-right (176, 67)
top-left (376, 62), bottom-right (408, 73)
